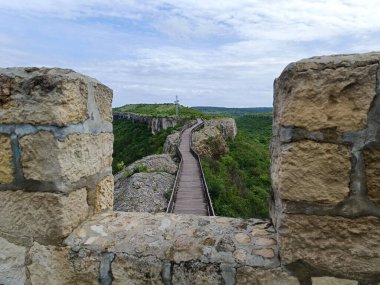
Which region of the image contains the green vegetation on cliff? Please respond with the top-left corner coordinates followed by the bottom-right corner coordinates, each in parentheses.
top-left (112, 119), bottom-right (180, 173)
top-left (114, 103), bottom-right (214, 119)
top-left (202, 114), bottom-right (272, 219)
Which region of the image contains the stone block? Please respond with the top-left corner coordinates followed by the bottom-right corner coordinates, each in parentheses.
top-left (112, 255), bottom-right (163, 285)
top-left (236, 267), bottom-right (300, 285)
top-left (0, 67), bottom-right (90, 126)
top-left (93, 82), bottom-right (113, 122)
top-left (172, 261), bottom-right (221, 285)
top-left (275, 141), bottom-right (351, 203)
top-left (0, 135), bottom-right (14, 184)
top-left (94, 175), bottom-right (114, 213)
top-left (19, 131), bottom-right (113, 184)
top-left (312, 277), bottom-right (358, 285)
top-left (364, 147), bottom-right (380, 203)
top-left (275, 54), bottom-right (379, 132)
top-left (0, 188), bottom-right (88, 245)
top-left (28, 243), bottom-right (100, 285)
top-left (0, 237), bottom-right (26, 285)
top-left (278, 214), bottom-right (380, 278)
top-left (28, 243), bottom-right (75, 284)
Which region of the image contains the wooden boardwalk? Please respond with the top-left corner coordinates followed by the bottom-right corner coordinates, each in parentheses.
top-left (172, 119), bottom-right (208, 215)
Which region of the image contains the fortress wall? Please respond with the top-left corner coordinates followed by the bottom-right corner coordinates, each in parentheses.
top-left (0, 67), bottom-right (114, 284)
top-left (1, 53), bottom-right (380, 285)
top-left (271, 53), bottom-right (380, 284)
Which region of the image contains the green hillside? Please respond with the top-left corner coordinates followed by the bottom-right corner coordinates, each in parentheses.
top-left (114, 103), bottom-right (215, 119)
top-left (192, 106), bottom-right (272, 117)
top-left (112, 119), bottom-right (182, 173)
top-left (201, 113), bottom-right (272, 218)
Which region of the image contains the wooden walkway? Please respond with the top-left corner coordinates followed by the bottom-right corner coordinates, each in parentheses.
top-left (172, 119), bottom-right (208, 215)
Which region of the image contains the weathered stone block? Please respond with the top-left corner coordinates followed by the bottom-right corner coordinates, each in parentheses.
top-left (94, 175), bottom-right (114, 213)
top-left (275, 141), bottom-right (351, 203)
top-left (364, 147), bottom-right (380, 203)
top-left (0, 67), bottom-right (90, 126)
top-left (93, 82), bottom-right (113, 122)
top-left (0, 237), bottom-right (26, 285)
top-left (28, 243), bottom-right (75, 284)
top-left (275, 53), bottom-right (379, 132)
top-left (312, 277), bottom-right (358, 285)
top-left (0, 135), bottom-right (14, 184)
top-left (278, 214), bottom-right (380, 279)
top-left (236, 267), bottom-right (299, 285)
top-left (0, 188), bottom-right (88, 245)
top-left (172, 261), bottom-right (221, 285)
top-left (19, 131), bottom-right (113, 184)
top-left (112, 255), bottom-right (163, 285)
top-left (28, 243), bottom-right (100, 284)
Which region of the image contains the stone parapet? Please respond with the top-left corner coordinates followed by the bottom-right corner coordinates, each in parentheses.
top-left (271, 52), bottom-right (380, 284)
top-left (0, 67), bottom-right (114, 246)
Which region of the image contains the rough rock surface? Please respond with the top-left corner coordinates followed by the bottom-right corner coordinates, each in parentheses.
top-left (0, 237), bottom-right (26, 285)
top-left (275, 140), bottom-right (351, 203)
top-left (94, 175), bottom-right (114, 213)
top-left (114, 172), bottom-right (174, 213)
top-left (113, 154), bottom-right (177, 213)
top-left (0, 134), bottom-right (14, 184)
top-left (192, 118), bottom-right (237, 158)
top-left (274, 53), bottom-right (380, 132)
top-left (0, 67), bottom-right (98, 126)
top-left (236, 267), bottom-right (299, 285)
top-left (113, 112), bottom-right (185, 134)
top-left (311, 277), bottom-right (358, 285)
top-left (364, 147), bottom-right (380, 204)
top-left (64, 212), bottom-right (280, 283)
top-left (278, 214), bottom-right (380, 280)
top-left (117, 154), bottom-right (178, 176)
top-left (163, 131), bottom-right (181, 156)
top-left (19, 131), bottom-right (113, 185)
top-left (28, 242), bottom-right (101, 284)
top-left (0, 188), bottom-right (88, 245)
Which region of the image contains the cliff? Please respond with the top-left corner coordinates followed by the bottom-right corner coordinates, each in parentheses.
top-left (113, 112), bottom-right (186, 134)
top-left (192, 118), bottom-right (237, 158)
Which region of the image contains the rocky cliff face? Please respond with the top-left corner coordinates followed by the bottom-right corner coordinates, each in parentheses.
top-left (192, 118), bottom-right (237, 158)
top-left (114, 154), bottom-right (177, 213)
top-left (113, 112), bottom-right (185, 134)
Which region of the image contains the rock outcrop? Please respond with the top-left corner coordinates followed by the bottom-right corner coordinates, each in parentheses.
top-left (114, 154), bottom-right (177, 213)
top-left (192, 118), bottom-right (237, 158)
top-left (163, 131), bottom-right (181, 156)
top-left (113, 112), bottom-right (185, 134)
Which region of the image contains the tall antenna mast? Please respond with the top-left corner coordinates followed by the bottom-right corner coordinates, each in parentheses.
top-left (175, 95), bottom-right (179, 117)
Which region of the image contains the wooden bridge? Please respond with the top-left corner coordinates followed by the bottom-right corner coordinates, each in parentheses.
top-left (167, 119), bottom-right (215, 216)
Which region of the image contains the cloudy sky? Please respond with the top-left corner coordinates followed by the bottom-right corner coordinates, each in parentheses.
top-left (1, 1), bottom-right (379, 107)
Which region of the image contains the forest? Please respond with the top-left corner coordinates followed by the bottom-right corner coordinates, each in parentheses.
top-left (201, 114), bottom-right (272, 218)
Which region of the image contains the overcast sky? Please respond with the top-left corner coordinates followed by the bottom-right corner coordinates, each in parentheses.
top-left (1, 1), bottom-right (380, 107)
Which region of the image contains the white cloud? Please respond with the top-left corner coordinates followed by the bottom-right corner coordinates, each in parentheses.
top-left (0, 0), bottom-right (380, 107)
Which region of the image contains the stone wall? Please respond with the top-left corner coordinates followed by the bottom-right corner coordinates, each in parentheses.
top-left (271, 53), bottom-right (380, 284)
top-left (0, 67), bottom-right (114, 284)
top-left (2, 53), bottom-right (380, 285)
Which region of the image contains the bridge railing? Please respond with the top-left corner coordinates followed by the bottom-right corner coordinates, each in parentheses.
top-left (190, 119), bottom-right (215, 216)
top-left (166, 120), bottom-right (196, 213)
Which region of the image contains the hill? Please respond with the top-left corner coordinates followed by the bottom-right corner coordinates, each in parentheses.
top-left (192, 106), bottom-right (273, 117)
top-left (114, 103), bottom-right (215, 119)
